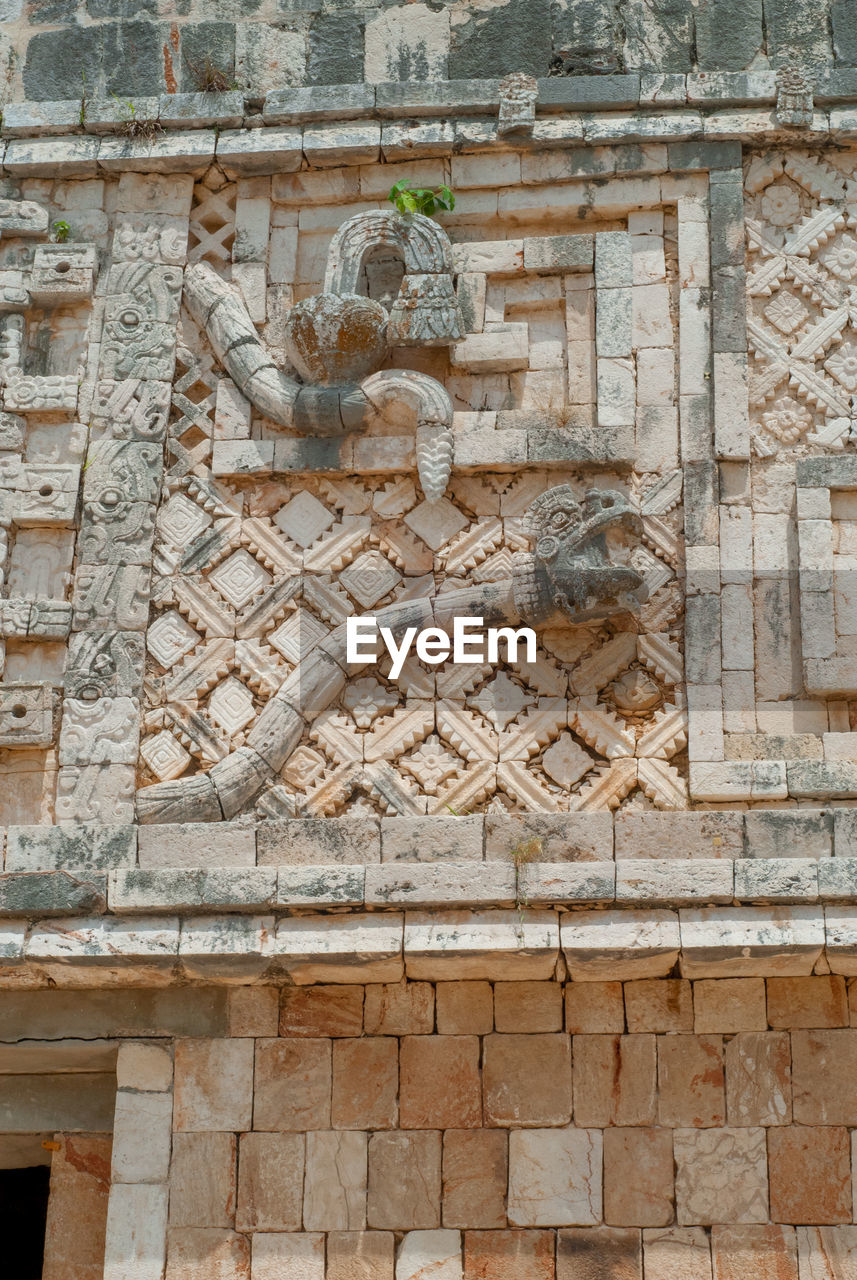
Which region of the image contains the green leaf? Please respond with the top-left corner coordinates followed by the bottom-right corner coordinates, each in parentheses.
top-left (400, 191), bottom-right (418, 213)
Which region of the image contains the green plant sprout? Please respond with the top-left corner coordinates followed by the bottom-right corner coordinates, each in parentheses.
top-left (388, 179), bottom-right (455, 218)
top-left (113, 95), bottom-right (163, 141)
top-left (51, 220), bottom-right (71, 244)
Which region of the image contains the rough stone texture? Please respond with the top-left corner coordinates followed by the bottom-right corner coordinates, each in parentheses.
top-left (173, 1038), bottom-right (253, 1132)
top-left (603, 1128), bottom-right (674, 1227)
top-left (169, 1133), bottom-right (237, 1229)
top-left (482, 1033), bottom-right (572, 1126)
top-left (573, 1035), bottom-right (657, 1127)
top-left (710, 1225), bottom-right (798, 1280)
top-left (367, 1131), bottom-right (442, 1231)
top-left (442, 1130), bottom-right (507, 1229)
top-left (399, 1035), bottom-right (481, 1129)
top-left (791, 1030), bottom-right (857, 1124)
top-left (235, 1132), bottom-right (304, 1232)
top-left (674, 1128), bottom-right (768, 1225)
top-left (767, 1128), bottom-right (852, 1224)
top-left (43, 1135), bottom-right (112, 1280)
top-left (658, 1035), bottom-right (725, 1128)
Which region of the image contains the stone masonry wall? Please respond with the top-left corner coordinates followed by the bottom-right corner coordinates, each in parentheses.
top-left (101, 975), bottom-right (857, 1279)
top-left (4, 0), bottom-right (857, 106)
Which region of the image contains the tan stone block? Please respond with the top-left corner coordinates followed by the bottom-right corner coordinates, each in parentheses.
top-left (279, 985), bottom-right (364, 1037)
top-left (674, 1128), bottom-right (768, 1225)
top-left (333, 1038), bottom-right (398, 1129)
top-left (400, 1035), bottom-right (481, 1129)
top-left (463, 1229), bottom-right (556, 1279)
top-left (556, 1227), bottom-right (642, 1279)
top-left (169, 1133), bottom-right (236, 1227)
top-left (304, 1131), bottom-right (367, 1231)
top-left (565, 982), bottom-right (624, 1033)
top-left (436, 981), bottom-right (493, 1034)
top-left (643, 1228), bottom-right (711, 1280)
top-left (251, 1233), bottom-right (324, 1280)
top-left (725, 1032), bottom-right (791, 1126)
top-left (443, 1130), bottom-right (508, 1229)
top-left (624, 980), bottom-right (693, 1032)
top-left (495, 981), bottom-right (563, 1032)
top-left (116, 1042), bottom-right (173, 1091)
top-left (792, 1030), bottom-right (857, 1124)
top-left (658, 1035), bottom-right (725, 1127)
top-left (236, 1132), bottom-right (304, 1232)
top-left (227, 987), bottom-right (279, 1037)
top-left (768, 1128), bottom-right (851, 1224)
top-left (796, 1227), bottom-right (857, 1280)
top-left (483, 1033), bottom-right (571, 1126)
top-left (326, 1231), bottom-right (395, 1280)
top-left (767, 977), bottom-right (848, 1029)
top-left (711, 1225), bottom-right (797, 1280)
top-left (574, 1035), bottom-right (657, 1127)
top-left (165, 1229), bottom-right (250, 1280)
top-left (693, 979), bottom-right (767, 1032)
top-left (254, 1038), bottom-right (331, 1130)
top-left (364, 980), bottom-right (434, 1035)
top-left (42, 1135), bottom-right (111, 1280)
top-left (508, 1129), bottom-right (601, 1226)
top-left (173, 1038), bottom-right (254, 1131)
top-left (367, 1131), bottom-right (441, 1230)
top-left (603, 1128), bottom-right (674, 1227)
top-left (397, 1229), bottom-right (462, 1280)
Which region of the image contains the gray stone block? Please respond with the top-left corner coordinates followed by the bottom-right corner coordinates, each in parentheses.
top-left (685, 596), bottom-right (722, 682)
top-left (765, 0), bottom-right (832, 68)
top-left (0, 1073), bottom-right (116, 1133)
top-left (744, 810), bottom-right (832, 859)
top-left (537, 75), bottom-right (640, 109)
top-left (668, 140), bottom-right (742, 171)
top-left (616, 858), bottom-right (733, 905)
top-left (23, 22), bottom-right (167, 102)
top-left (381, 816), bottom-right (483, 862)
top-left (178, 21), bottom-right (236, 94)
top-left (448, 0), bottom-right (552, 79)
top-left (264, 84), bottom-right (375, 123)
top-left (695, 0), bottom-right (764, 71)
top-left (734, 858), bottom-right (818, 903)
top-left (614, 811), bottom-right (743, 860)
top-left (375, 80), bottom-right (500, 117)
top-left (365, 862), bottom-right (515, 908)
top-left (623, 0), bottom-right (694, 73)
top-left (683, 461), bottom-right (719, 546)
top-left (551, 0), bottom-right (623, 72)
top-left (0, 872), bottom-right (106, 918)
top-left (788, 762), bottom-right (857, 800)
top-left (517, 861), bottom-right (615, 904)
top-left (485, 812), bottom-right (613, 862)
top-left (523, 234), bottom-right (594, 271)
top-left (158, 91), bottom-right (244, 129)
top-left (712, 265), bottom-right (748, 353)
top-left (0, 988), bottom-right (228, 1040)
top-left (819, 858), bottom-right (857, 900)
top-left (257, 816), bottom-right (381, 865)
top-left (832, 3), bottom-right (857, 65)
top-left (0, 100), bottom-right (83, 137)
top-left (108, 868), bottom-right (277, 913)
top-left (796, 457), bottom-right (857, 488)
top-left (307, 11), bottom-right (366, 85)
top-left (277, 866), bottom-right (365, 907)
top-left (137, 822), bottom-right (256, 869)
top-left (5, 824), bottom-right (136, 874)
top-left (834, 810), bottom-right (857, 858)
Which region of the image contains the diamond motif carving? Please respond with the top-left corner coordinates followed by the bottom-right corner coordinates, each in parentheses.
top-left (209, 549), bottom-right (272, 610)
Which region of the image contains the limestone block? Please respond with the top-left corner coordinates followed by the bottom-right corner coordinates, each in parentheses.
top-left (436, 981), bottom-right (493, 1034)
top-left (400, 1034), bottom-right (481, 1129)
top-left (604, 1129), bottom-right (674, 1227)
top-left (573, 1034), bottom-right (657, 1126)
top-left (5, 823), bottom-right (135, 873)
top-left (485, 812), bottom-right (612, 862)
top-left (280, 985), bottom-right (364, 1038)
top-left (168, 1133), bottom-right (236, 1228)
top-left (227, 988), bottom-right (279, 1038)
top-left (366, 863), bottom-right (514, 909)
top-left (518, 862), bottom-right (615, 906)
top-left (254, 1037), bottom-right (331, 1130)
top-left (643, 1228), bottom-right (711, 1280)
top-left (462, 1229), bottom-right (555, 1279)
top-left (179, 915), bottom-right (273, 982)
top-left (381, 815), bottom-right (483, 862)
top-left (116, 1042), bottom-right (173, 1092)
top-left (236, 1132), bottom-right (304, 1232)
top-left (710, 1225), bottom-right (797, 1280)
top-left (0, 681), bottom-right (53, 747)
top-left (251, 1233), bottom-right (324, 1279)
top-left (624, 979), bottom-right (693, 1033)
top-left (55, 763), bottom-right (136, 825)
top-left (565, 981), bottom-right (625, 1033)
top-left (450, 329), bottom-right (529, 373)
top-left (658, 1034), bottom-right (725, 1127)
top-left (364, 981), bottom-right (433, 1036)
top-left (405, 910), bottom-right (558, 980)
top-left (508, 1128), bottom-right (602, 1226)
top-left (725, 1032), bottom-right (791, 1127)
top-left (368, 1131), bottom-right (441, 1230)
top-left (98, 132), bottom-right (215, 177)
top-left (616, 859), bottom-right (732, 906)
top-left (111, 1088), bottom-right (173, 1184)
top-left (679, 907), bottom-right (824, 977)
top-left (674, 1128), bottom-right (768, 1225)
top-left (791, 1029), bottom-right (857, 1124)
top-left (332, 1038), bottom-right (398, 1129)
top-left (257, 815), bottom-right (380, 865)
top-left (64, 631), bottom-right (145, 701)
top-left (797, 1227), bottom-right (857, 1280)
top-left (274, 914), bottom-right (403, 984)
top-left (304, 1131), bottom-right (367, 1231)
top-left (442, 1130), bottom-right (507, 1229)
top-left (104, 1184), bottom-right (168, 1280)
top-left (561, 909), bottom-right (680, 980)
top-left (556, 1227), bottom-right (643, 1278)
top-left (768, 1128), bottom-right (851, 1224)
top-left (165, 1228), bottom-right (250, 1280)
top-left (494, 980), bottom-right (562, 1033)
top-left (326, 1232), bottom-right (395, 1280)
top-left (693, 978), bottom-right (766, 1032)
top-left (735, 859), bottom-right (818, 904)
top-left (137, 822), bottom-right (255, 869)
top-left (396, 1230), bottom-right (461, 1280)
top-left (482, 1032), bottom-right (571, 1126)
top-left (42, 1134), bottom-right (111, 1280)
top-left (766, 976), bottom-right (848, 1029)
top-left (173, 1038), bottom-right (254, 1131)
top-left (744, 810), bottom-right (832, 859)
top-left (303, 124), bottom-right (381, 167)
top-left (26, 916), bottom-right (178, 986)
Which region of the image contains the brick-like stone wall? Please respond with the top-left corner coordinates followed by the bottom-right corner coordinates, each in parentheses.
top-left (127, 975), bottom-right (857, 1278)
top-left (1, 0), bottom-right (855, 104)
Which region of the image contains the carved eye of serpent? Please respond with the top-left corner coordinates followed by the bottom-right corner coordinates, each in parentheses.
top-left (536, 535), bottom-right (560, 561)
top-left (549, 510), bottom-right (570, 531)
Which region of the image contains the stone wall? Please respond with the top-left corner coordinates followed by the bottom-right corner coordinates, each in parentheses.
top-left (3, 0), bottom-right (857, 104)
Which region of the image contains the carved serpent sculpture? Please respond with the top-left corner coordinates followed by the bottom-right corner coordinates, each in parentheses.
top-left (136, 486), bottom-right (646, 823)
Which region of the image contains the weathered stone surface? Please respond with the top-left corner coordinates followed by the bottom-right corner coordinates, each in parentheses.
top-left (766, 976), bottom-right (848, 1028)
top-left (642, 1228), bottom-right (711, 1280)
top-left (173, 1038), bottom-right (253, 1132)
top-left (400, 1034), bottom-right (481, 1128)
top-left (280, 985), bottom-right (364, 1038)
top-left (333, 1037), bottom-right (398, 1130)
top-left (254, 1037), bottom-right (331, 1130)
top-left (556, 1227), bottom-right (643, 1279)
top-left (236, 1131), bottom-right (304, 1232)
top-left (574, 1034), bottom-right (657, 1126)
top-left (768, 1128), bottom-right (852, 1224)
top-left (304, 1130), bottom-right (367, 1231)
top-left (674, 1128), bottom-right (768, 1225)
top-left (368, 1131), bottom-right (441, 1230)
top-left (694, 979), bottom-right (766, 1032)
top-left (43, 1135), bottom-right (111, 1280)
top-left (326, 1231), bottom-right (395, 1280)
top-left (624, 979), bottom-right (693, 1032)
top-left (710, 1225), bottom-right (797, 1280)
top-left (507, 1128), bottom-right (602, 1226)
top-left (442, 1129), bottom-right (507, 1229)
top-left (436, 981), bottom-right (493, 1034)
top-left (725, 1031), bottom-right (791, 1126)
top-left (169, 1133), bottom-right (236, 1229)
top-left (483, 1032), bottom-right (571, 1126)
top-left (565, 981), bottom-right (625, 1033)
top-left (604, 1128), bottom-right (674, 1228)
